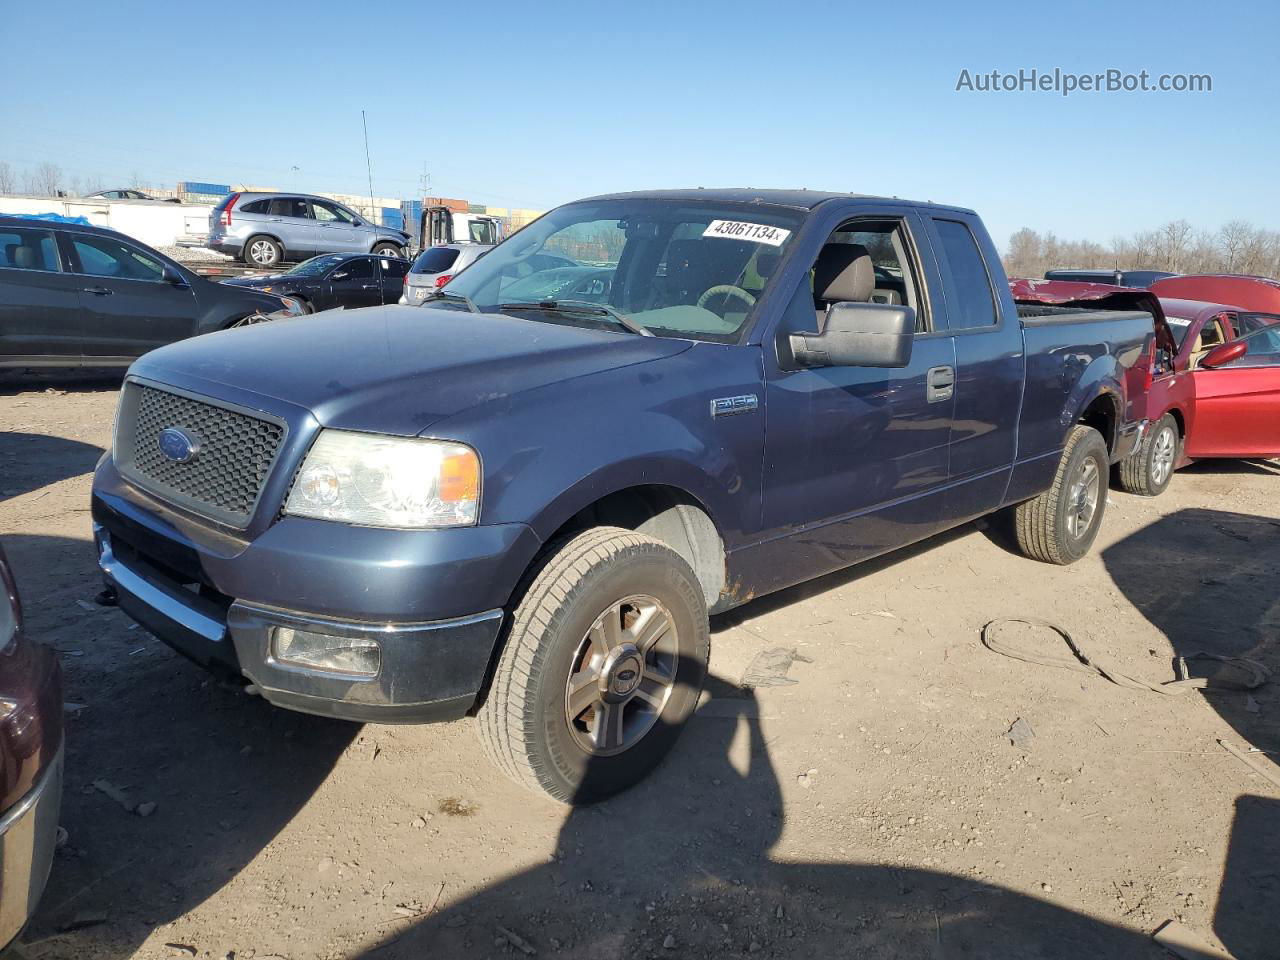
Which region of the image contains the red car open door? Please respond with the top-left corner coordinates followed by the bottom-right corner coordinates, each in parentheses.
top-left (1185, 324), bottom-right (1280, 459)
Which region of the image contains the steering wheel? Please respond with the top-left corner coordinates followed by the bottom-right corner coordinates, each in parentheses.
top-left (697, 284), bottom-right (756, 315)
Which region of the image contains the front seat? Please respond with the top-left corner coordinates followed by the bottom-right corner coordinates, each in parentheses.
top-left (813, 243), bottom-right (874, 326)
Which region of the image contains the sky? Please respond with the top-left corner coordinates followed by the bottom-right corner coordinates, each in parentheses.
top-left (2, 0), bottom-right (1277, 250)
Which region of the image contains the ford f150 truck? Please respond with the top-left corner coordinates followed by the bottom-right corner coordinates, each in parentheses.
top-left (91, 189), bottom-right (1161, 802)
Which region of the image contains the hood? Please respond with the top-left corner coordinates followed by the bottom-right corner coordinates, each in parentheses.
top-left (132, 305), bottom-right (693, 436)
top-left (222, 274), bottom-right (291, 288)
top-left (1009, 278), bottom-right (1178, 357)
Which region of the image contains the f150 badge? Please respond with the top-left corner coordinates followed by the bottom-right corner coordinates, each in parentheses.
top-left (710, 395), bottom-right (759, 418)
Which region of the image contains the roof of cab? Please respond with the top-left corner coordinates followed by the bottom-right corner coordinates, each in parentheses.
top-left (573, 187), bottom-right (977, 216)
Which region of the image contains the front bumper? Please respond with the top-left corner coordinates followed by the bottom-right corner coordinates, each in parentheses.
top-left (0, 745), bottom-right (63, 951)
top-left (96, 524), bottom-right (505, 723)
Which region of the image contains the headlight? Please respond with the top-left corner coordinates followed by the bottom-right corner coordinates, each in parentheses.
top-left (277, 296), bottom-right (302, 315)
top-left (284, 430), bottom-right (480, 528)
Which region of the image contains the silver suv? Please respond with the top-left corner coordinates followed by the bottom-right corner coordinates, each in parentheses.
top-left (207, 192), bottom-right (410, 268)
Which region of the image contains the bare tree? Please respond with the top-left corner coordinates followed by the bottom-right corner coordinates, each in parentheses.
top-left (1218, 220), bottom-right (1252, 273)
top-left (0, 161), bottom-right (13, 195)
top-left (32, 161), bottom-right (63, 196)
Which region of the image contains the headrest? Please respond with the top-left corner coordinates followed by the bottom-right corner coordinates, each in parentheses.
top-left (755, 253), bottom-right (779, 279)
top-left (814, 243), bottom-right (874, 302)
top-left (13, 246), bottom-right (37, 269)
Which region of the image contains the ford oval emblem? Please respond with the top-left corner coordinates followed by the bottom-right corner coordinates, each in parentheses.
top-left (157, 427), bottom-right (200, 464)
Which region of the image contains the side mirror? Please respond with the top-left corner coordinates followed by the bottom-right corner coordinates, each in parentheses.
top-left (1201, 341), bottom-right (1248, 369)
top-left (790, 302), bottom-right (916, 368)
top-left (162, 265), bottom-right (188, 287)
top-left (331, 270), bottom-right (350, 282)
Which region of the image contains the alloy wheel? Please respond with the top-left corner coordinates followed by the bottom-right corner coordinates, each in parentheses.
top-left (1150, 426), bottom-right (1176, 486)
top-left (564, 594), bottom-right (679, 757)
top-left (1065, 457), bottom-right (1100, 539)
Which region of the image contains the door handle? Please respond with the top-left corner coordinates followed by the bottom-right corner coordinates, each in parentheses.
top-left (360, 284), bottom-right (378, 290)
top-left (82, 286), bottom-right (113, 296)
top-left (926, 365), bottom-right (955, 402)
top-left (268, 217), bottom-right (283, 222)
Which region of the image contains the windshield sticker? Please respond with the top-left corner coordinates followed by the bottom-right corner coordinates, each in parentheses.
top-left (702, 220), bottom-right (791, 247)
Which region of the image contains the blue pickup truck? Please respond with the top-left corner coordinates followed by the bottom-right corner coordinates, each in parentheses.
top-left (91, 189), bottom-right (1161, 802)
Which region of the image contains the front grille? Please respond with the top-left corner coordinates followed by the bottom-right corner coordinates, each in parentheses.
top-left (117, 383), bottom-right (286, 527)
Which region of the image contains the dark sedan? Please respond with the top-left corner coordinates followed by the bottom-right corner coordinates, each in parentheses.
top-left (0, 216), bottom-right (306, 369)
top-left (0, 545), bottom-right (63, 952)
top-left (221, 253), bottom-right (410, 313)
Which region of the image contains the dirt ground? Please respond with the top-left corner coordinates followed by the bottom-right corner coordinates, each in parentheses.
top-left (2, 370), bottom-right (1278, 960)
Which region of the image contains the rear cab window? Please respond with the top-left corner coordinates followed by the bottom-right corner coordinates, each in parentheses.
top-left (0, 227), bottom-right (61, 271)
top-left (931, 218), bottom-right (998, 329)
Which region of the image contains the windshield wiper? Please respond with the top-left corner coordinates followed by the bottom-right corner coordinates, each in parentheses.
top-left (424, 290), bottom-right (480, 314)
top-left (497, 299), bottom-right (652, 337)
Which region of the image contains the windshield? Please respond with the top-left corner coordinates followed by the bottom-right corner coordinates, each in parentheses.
top-left (1166, 317), bottom-right (1192, 348)
top-left (443, 199), bottom-right (804, 341)
top-left (286, 254), bottom-right (345, 277)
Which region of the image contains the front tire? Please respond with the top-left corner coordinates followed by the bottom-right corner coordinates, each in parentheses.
top-left (244, 235), bottom-right (283, 267)
top-left (1013, 425), bottom-right (1110, 565)
top-left (1117, 413), bottom-right (1178, 496)
top-left (371, 242), bottom-right (404, 259)
top-left (477, 527), bottom-right (710, 804)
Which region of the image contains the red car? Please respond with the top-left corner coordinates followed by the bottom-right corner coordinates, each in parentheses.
top-left (1150, 274), bottom-right (1280, 314)
top-left (0, 545), bottom-right (63, 952)
top-left (1010, 279), bottom-right (1280, 495)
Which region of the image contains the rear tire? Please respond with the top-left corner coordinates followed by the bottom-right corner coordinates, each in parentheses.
top-left (1118, 414), bottom-right (1178, 496)
top-left (1014, 425), bottom-right (1110, 565)
top-left (244, 235), bottom-right (282, 267)
top-left (477, 527), bottom-right (709, 804)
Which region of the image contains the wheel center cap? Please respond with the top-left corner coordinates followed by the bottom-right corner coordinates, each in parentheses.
top-left (600, 643), bottom-right (643, 702)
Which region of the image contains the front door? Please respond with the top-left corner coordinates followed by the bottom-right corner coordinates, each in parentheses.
top-left (1186, 324), bottom-right (1280, 458)
top-left (63, 233), bottom-right (198, 361)
top-left (0, 225), bottom-right (84, 365)
top-left (311, 200), bottom-right (364, 254)
top-left (760, 214), bottom-right (955, 590)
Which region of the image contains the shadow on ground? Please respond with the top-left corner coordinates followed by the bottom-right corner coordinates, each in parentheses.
top-left (0, 433), bottom-right (105, 503)
top-left (350, 670), bottom-right (1164, 959)
top-left (1104, 507), bottom-right (1280, 958)
top-left (5, 532), bottom-right (358, 958)
top-left (0, 369), bottom-right (125, 396)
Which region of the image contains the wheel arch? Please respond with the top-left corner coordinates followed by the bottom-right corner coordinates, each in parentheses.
top-left (539, 482), bottom-right (726, 610)
top-left (243, 232), bottom-right (286, 258)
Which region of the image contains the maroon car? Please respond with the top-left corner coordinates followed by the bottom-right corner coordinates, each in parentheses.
top-left (0, 544), bottom-right (63, 951)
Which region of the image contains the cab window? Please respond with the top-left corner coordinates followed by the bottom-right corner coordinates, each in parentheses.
top-left (71, 235), bottom-right (165, 281)
top-left (0, 228), bottom-right (60, 272)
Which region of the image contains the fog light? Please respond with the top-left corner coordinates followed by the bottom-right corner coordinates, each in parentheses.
top-left (272, 628), bottom-right (381, 677)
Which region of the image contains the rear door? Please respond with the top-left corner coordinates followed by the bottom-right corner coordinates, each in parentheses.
top-left (64, 232), bottom-right (198, 360)
top-left (377, 257), bottom-right (408, 303)
top-left (0, 225), bottom-right (84, 365)
top-left (1185, 324), bottom-right (1280, 458)
top-left (311, 200), bottom-right (364, 254)
top-left (925, 216), bottom-right (1025, 521)
top-left (266, 197), bottom-right (316, 258)
top-left (329, 256), bottom-right (382, 308)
